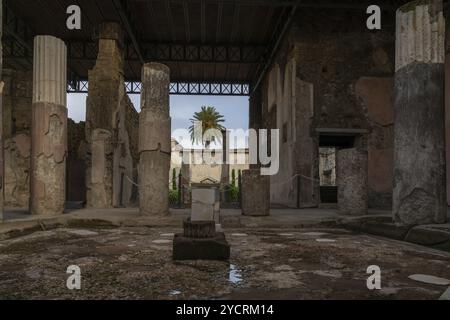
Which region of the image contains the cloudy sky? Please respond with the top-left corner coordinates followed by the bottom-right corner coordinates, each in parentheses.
top-left (67, 93), bottom-right (249, 149)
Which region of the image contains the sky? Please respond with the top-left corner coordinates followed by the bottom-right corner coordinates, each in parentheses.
top-left (67, 93), bottom-right (249, 149)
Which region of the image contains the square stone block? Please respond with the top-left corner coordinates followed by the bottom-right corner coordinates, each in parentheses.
top-left (191, 184), bottom-right (220, 221)
top-left (241, 169), bottom-right (270, 216)
top-left (172, 232), bottom-right (230, 261)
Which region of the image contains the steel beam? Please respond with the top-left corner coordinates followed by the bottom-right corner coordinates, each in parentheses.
top-left (5, 40), bottom-right (266, 64)
top-left (112, 0), bottom-right (145, 64)
top-left (67, 79), bottom-right (250, 96)
top-left (251, 0), bottom-right (301, 94)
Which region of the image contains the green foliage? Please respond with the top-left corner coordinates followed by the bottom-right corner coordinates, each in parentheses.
top-left (169, 189), bottom-right (179, 205)
top-left (172, 168), bottom-right (177, 190)
top-left (228, 184), bottom-right (239, 202)
top-left (231, 169), bottom-right (236, 187)
top-left (189, 106), bottom-right (225, 147)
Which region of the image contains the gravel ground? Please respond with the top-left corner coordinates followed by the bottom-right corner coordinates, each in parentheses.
top-left (0, 226), bottom-right (449, 299)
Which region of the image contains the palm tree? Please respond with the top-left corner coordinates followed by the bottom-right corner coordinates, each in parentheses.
top-left (189, 106), bottom-right (225, 148)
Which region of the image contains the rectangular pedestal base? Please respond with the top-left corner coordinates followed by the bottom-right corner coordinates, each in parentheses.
top-left (173, 232), bottom-right (230, 261)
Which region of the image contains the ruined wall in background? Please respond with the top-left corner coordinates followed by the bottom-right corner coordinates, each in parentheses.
top-left (264, 56), bottom-right (319, 208)
top-left (114, 93), bottom-right (138, 207)
top-left (265, 60), bottom-right (297, 207)
top-left (291, 10), bottom-right (394, 131)
top-left (124, 95), bottom-right (139, 204)
top-left (356, 77), bottom-right (394, 209)
top-left (67, 119), bottom-right (86, 202)
top-left (2, 69), bottom-right (32, 208)
top-left (260, 9), bottom-right (396, 209)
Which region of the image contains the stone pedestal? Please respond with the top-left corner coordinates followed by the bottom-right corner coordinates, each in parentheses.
top-left (336, 148), bottom-right (368, 216)
top-left (139, 63), bottom-right (171, 215)
top-left (393, 0), bottom-right (447, 225)
top-left (174, 185), bottom-right (229, 260)
top-left (183, 219), bottom-right (216, 238)
top-left (191, 183), bottom-right (220, 223)
top-left (173, 232), bottom-right (230, 261)
top-left (30, 36), bottom-right (67, 215)
top-left (241, 169), bottom-right (270, 216)
top-left (173, 217), bottom-right (230, 261)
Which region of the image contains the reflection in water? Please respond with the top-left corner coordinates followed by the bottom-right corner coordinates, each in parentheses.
top-left (229, 264), bottom-right (242, 284)
top-left (169, 290), bottom-right (182, 296)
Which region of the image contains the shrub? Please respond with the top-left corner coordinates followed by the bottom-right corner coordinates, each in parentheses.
top-left (169, 189), bottom-right (179, 204)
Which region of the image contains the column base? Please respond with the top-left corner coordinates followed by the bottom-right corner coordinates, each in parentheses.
top-left (173, 232), bottom-right (230, 261)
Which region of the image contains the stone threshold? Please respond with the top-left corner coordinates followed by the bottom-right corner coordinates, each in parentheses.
top-left (339, 215), bottom-right (450, 252)
top-left (3, 208), bottom-right (450, 254)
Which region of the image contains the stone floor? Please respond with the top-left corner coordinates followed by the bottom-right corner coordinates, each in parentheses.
top-left (1, 224), bottom-right (450, 299)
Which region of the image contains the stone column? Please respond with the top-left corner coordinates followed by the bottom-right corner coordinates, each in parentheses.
top-left (241, 89), bottom-right (270, 216)
top-left (85, 23), bottom-right (137, 209)
top-left (249, 88), bottom-right (262, 170)
top-left (241, 169), bottom-right (270, 216)
top-left (336, 148), bottom-right (368, 216)
top-left (139, 63), bottom-right (171, 215)
top-left (220, 129), bottom-right (229, 201)
top-left (394, 0), bottom-right (447, 225)
top-left (30, 36), bottom-right (67, 215)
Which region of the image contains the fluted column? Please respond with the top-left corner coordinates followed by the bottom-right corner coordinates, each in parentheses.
top-left (139, 63), bottom-right (171, 215)
top-left (30, 36), bottom-right (67, 215)
top-left (393, 0), bottom-right (447, 225)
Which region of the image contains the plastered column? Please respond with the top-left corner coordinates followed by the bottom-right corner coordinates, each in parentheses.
top-left (139, 63), bottom-right (171, 215)
top-left (393, 0), bottom-right (447, 225)
top-left (30, 35), bottom-right (67, 215)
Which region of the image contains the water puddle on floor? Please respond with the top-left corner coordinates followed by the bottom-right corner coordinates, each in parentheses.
top-left (229, 264), bottom-right (243, 284)
top-left (169, 290), bottom-right (182, 296)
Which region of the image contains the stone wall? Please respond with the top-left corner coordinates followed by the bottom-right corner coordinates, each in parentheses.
top-left (67, 119), bottom-right (86, 202)
top-left (2, 69), bottom-right (32, 208)
top-left (259, 9), bottom-right (396, 209)
top-left (355, 77), bottom-right (394, 209)
top-left (1, 68), bottom-right (103, 207)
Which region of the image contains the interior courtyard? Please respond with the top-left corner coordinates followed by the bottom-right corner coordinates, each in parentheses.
top-left (1, 0), bottom-right (450, 300)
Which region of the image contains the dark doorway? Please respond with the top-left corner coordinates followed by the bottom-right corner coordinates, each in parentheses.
top-left (318, 133), bottom-right (357, 204)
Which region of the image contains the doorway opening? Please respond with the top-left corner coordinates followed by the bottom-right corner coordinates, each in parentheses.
top-left (318, 133), bottom-right (356, 204)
